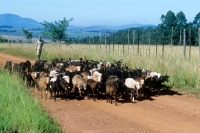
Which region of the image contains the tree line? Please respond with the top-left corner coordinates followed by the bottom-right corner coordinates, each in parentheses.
top-left (78, 10), bottom-right (200, 46)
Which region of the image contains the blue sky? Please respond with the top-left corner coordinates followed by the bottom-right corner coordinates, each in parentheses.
top-left (0, 0), bottom-right (200, 26)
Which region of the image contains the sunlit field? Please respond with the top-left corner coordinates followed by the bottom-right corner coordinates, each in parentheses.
top-left (0, 42), bottom-right (200, 97)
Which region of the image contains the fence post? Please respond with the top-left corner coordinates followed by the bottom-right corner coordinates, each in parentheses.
top-left (123, 31), bottom-right (125, 55)
top-left (156, 29), bottom-right (158, 58)
top-left (112, 31), bottom-right (114, 53)
top-left (108, 32), bottom-right (110, 53)
top-left (105, 32), bottom-right (107, 54)
top-left (128, 29), bottom-right (129, 55)
top-left (162, 29), bottom-right (164, 58)
top-left (198, 27), bottom-right (200, 64)
top-left (148, 28), bottom-right (151, 57)
top-left (189, 28), bottom-right (191, 59)
top-left (183, 29), bottom-right (186, 60)
top-left (137, 28), bottom-right (140, 55)
top-left (132, 29), bottom-right (135, 55)
top-left (180, 30), bottom-right (182, 45)
top-left (100, 31), bottom-right (101, 49)
top-left (171, 27), bottom-right (173, 57)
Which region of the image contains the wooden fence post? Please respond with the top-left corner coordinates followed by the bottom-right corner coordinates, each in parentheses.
top-left (183, 29), bottom-right (186, 60)
top-left (112, 31), bottom-right (114, 53)
top-left (128, 29), bottom-right (129, 55)
top-left (123, 31), bottom-right (125, 55)
top-left (148, 28), bottom-right (151, 57)
top-left (156, 29), bottom-right (158, 58)
top-left (171, 27), bottom-right (173, 57)
top-left (189, 28), bottom-right (191, 59)
top-left (132, 29), bottom-right (135, 55)
top-left (180, 30), bottom-right (182, 45)
top-left (198, 27), bottom-right (200, 64)
top-left (162, 29), bottom-right (164, 58)
top-left (100, 31), bottom-right (101, 49)
top-left (138, 28), bottom-right (140, 55)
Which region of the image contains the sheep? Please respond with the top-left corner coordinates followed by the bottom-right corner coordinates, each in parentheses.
top-left (105, 76), bottom-right (121, 106)
top-left (36, 71), bottom-right (50, 100)
top-left (86, 78), bottom-right (101, 101)
top-left (72, 74), bottom-right (87, 97)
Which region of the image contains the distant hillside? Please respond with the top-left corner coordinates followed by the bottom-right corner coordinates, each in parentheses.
top-left (0, 13), bottom-right (156, 31)
top-left (0, 13), bottom-right (42, 28)
top-left (72, 24), bottom-right (157, 32)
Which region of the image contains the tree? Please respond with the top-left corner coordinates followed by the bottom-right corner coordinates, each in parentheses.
top-left (22, 28), bottom-right (33, 43)
top-left (158, 10), bottom-right (177, 44)
top-left (40, 17), bottom-right (73, 43)
top-left (174, 11), bottom-right (187, 44)
top-left (193, 12), bottom-right (200, 28)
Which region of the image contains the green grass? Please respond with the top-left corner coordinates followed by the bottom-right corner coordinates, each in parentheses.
top-left (0, 43), bottom-right (200, 97)
top-left (0, 69), bottom-right (63, 133)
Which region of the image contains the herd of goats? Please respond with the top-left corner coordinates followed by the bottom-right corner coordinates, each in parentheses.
top-left (4, 57), bottom-right (170, 106)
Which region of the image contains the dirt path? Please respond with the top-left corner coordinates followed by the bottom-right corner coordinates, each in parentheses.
top-left (1, 52), bottom-right (200, 133)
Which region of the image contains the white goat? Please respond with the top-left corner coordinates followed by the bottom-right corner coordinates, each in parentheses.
top-left (125, 78), bottom-right (142, 102)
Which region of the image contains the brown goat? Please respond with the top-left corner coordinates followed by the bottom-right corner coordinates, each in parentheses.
top-left (65, 65), bottom-right (81, 72)
top-left (87, 79), bottom-right (100, 101)
top-left (36, 71), bottom-right (50, 99)
top-left (72, 74), bottom-right (87, 96)
top-left (81, 71), bottom-right (90, 82)
top-left (106, 76), bottom-right (120, 106)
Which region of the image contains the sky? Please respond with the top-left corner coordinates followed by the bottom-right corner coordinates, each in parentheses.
top-left (0, 0), bottom-right (200, 26)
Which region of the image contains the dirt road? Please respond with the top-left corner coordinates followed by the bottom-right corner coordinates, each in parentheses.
top-left (1, 52), bottom-right (200, 133)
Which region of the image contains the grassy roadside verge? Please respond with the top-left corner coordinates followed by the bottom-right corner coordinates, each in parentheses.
top-left (0, 69), bottom-right (63, 133)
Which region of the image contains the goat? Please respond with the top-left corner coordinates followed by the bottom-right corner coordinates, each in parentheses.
top-left (13, 63), bottom-right (20, 75)
top-left (49, 73), bottom-right (64, 101)
top-left (36, 71), bottom-right (50, 100)
top-left (72, 74), bottom-right (87, 97)
top-left (4, 61), bottom-right (12, 73)
top-left (125, 78), bottom-right (142, 102)
top-left (58, 75), bottom-right (71, 100)
top-left (105, 76), bottom-right (121, 106)
top-left (65, 65), bottom-right (81, 73)
top-left (86, 79), bottom-right (100, 101)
